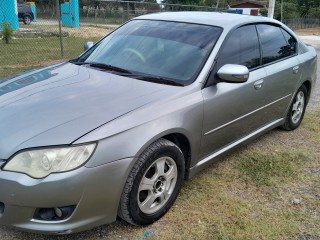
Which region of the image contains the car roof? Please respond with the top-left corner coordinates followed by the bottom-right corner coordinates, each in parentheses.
top-left (135, 12), bottom-right (280, 29)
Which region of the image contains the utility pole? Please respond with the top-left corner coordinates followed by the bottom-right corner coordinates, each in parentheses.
top-left (268, 0), bottom-right (276, 18)
top-left (56, 0), bottom-right (64, 57)
top-left (280, 0), bottom-right (283, 22)
top-left (216, 0), bottom-right (220, 9)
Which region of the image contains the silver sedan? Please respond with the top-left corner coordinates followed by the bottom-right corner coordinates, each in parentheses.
top-left (0, 12), bottom-right (317, 234)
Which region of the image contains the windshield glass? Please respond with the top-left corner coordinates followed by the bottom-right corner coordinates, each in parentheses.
top-left (77, 20), bottom-right (222, 85)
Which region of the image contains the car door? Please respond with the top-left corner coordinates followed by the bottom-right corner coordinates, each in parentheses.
top-left (256, 24), bottom-right (300, 117)
top-left (200, 24), bottom-right (269, 159)
top-left (17, 5), bottom-right (23, 19)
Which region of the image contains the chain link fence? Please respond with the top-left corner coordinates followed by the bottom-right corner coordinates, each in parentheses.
top-left (0, 0), bottom-right (221, 79)
top-left (1, 1), bottom-right (320, 79)
top-left (284, 16), bottom-right (320, 30)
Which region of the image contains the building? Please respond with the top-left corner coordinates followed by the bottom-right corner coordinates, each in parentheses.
top-left (228, 0), bottom-right (268, 16)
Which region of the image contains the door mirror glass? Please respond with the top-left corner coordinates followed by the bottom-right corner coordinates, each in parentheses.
top-left (83, 41), bottom-right (94, 51)
top-left (217, 64), bottom-right (249, 83)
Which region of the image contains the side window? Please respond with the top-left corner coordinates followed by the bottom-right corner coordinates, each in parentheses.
top-left (256, 24), bottom-right (292, 65)
top-left (217, 25), bottom-right (260, 70)
top-left (281, 29), bottom-right (297, 56)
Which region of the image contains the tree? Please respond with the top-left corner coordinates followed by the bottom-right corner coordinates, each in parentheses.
top-left (297, 0), bottom-right (320, 16)
top-left (308, 7), bottom-right (320, 17)
top-left (162, 0), bottom-right (201, 4)
top-left (274, 1), bottom-right (299, 20)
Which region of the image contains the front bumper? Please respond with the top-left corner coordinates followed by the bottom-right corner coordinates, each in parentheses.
top-left (0, 158), bottom-right (133, 234)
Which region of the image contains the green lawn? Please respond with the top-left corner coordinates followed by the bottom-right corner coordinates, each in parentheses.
top-left (0, 37), bottom-right (99, 79)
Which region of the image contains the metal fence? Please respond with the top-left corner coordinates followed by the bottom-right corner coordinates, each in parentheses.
top-left (284, 17), bottom-right (320, 30)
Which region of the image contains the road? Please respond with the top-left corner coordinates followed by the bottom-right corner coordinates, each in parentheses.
top-left (0, 40), bottom-right (319, 240)
top-left (301, 36), bottom-right (320, 109)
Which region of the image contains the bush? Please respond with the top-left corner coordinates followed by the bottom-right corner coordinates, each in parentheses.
top-left (1, 22), bottom-right (13, 44)
top-left (259, 8), bottom-right (268, 17)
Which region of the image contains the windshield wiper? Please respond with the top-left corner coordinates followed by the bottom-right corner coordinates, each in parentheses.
top-left (69, 60), bottom-right (183, 86)
top-left (69, 61), bottom-right (131, 76)
top-left (134, 75), bottom-right (184, 87)
top-left (88, 62), bottom-right (133, 74)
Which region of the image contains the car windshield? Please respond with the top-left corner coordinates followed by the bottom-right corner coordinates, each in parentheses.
top-left (76, 20), bottom-right (222, 86)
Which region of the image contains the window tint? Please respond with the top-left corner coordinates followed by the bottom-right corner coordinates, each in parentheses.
top-left (217, 25), bottom-right (260, 70)
top-left (79, 20), bottom-right (222, 85)
top-left (257, 24), bottom-right (292, 64)
top-left (281, 29), bottom-right (297, 56)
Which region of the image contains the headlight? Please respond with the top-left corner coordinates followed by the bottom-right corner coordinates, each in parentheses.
top-left (3, 143), bottom-right (96, 179)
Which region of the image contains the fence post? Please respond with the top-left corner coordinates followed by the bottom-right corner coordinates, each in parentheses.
top-left (56, 0), bottom-right (64, 57)
top-left (127, 2), bottom-right (129, 21)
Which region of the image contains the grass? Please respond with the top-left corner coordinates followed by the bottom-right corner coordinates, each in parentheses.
top-left (130, 110), bottom-right (320, 240)
top-left (0, 37), bottom-right (100, 79)
top-left (302, 109), bottom-right (320, 143)
top-left (0, 38), bottom-right (319, 239)
top-left (237, 151), bottom-right (307, 186)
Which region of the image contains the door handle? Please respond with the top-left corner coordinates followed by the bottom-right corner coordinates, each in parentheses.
top-left (254, 79), bottom-right (264, 90)
top-left (293, 66), bottom-right (299, 74)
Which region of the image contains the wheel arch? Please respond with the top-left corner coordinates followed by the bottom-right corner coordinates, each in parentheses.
top-left (23, 13), bottom-right (32, 19)
top-left (132, 130), bottom-right (193, 180)
top-left (161, 133), bottom-right (191, 179)
top-left (302, 80), bottom-right (312, 104)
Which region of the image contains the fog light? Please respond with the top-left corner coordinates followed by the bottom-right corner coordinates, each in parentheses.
top-left (34, 205), bottom-right (76, 221)
top-left (38, 208), bottom-right (55, 220)
top-left (0, 202), bottom-right (4, 214)
top-left (54, 207), bottom-right (63, 218)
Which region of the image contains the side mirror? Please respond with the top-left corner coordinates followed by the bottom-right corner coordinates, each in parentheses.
top-left (217, 64), bottom-right (249, 83)
top-left (83, 41), bottom-right (94, 51)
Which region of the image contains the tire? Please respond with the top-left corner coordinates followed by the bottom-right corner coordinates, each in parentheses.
top-left (23, 15), bottom-right (31, 25)
top-left (280, 84), bottom-right (308, 131)
top-left (118, 138), bottom-right (185, 226)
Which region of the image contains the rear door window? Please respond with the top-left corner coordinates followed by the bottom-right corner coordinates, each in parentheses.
top-left (256, 24), bottom-right (293, 64)
top-left (281, 29), bottom-right (297, 56)
top-left (216, 25), bottom-right (261, 70)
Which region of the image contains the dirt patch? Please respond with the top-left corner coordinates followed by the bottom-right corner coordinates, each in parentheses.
top-left (0, 59), bottom-right (66, 70)
top-left (295, 27), bottom-right (320, 36)
top-left (65, 26), bottom-right (113, 38)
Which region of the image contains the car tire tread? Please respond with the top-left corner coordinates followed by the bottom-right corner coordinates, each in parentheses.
top-left (118, 138), bottom-right (184, 226)
top-left (280, 84), bottom-right (308, 131)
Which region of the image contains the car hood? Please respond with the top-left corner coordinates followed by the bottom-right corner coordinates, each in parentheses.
top-left (0, 63), bottom-right (179, 159)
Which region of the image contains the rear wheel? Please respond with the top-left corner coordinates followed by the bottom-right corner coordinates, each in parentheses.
top-left (118, 138), bottom-right (185, 226)
top-left (23, 15), bottom-right (31, 25)
top-left (281, 85), bottom-right (307, 131)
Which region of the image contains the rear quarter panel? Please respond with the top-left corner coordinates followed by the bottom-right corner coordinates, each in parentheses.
top-left (296, 46), bottom-right (317, 96)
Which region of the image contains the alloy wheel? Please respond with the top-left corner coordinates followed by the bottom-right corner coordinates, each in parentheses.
top-left (291, 91), bottom-right (305, 124)
top-left (137, 156), bottom-right (177, 214)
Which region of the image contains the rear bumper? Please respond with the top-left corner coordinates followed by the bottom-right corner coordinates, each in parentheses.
top-left (0, 158), bottom-right (133, 234)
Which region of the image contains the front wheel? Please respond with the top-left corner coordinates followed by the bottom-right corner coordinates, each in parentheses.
top-left (118, 138), bottom-right (185, 226)
top-left (281, 85), bottom-right (308, 131)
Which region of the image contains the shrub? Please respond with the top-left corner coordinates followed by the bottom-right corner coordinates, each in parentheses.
top-left (1, 22), bottom-right (13, 44)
